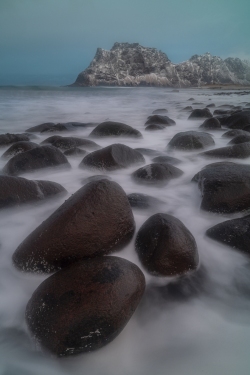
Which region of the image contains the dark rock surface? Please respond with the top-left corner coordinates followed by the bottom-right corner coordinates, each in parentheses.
top-left (79, 144), bottom-right (145, 171)
top-left (89, 121), bottom-right (142, 138)
top-left (3, 146), bottom-right (70, 176)
top-left (71, 43), bottom-right (250, 87)
top-left (127, 193), bottom-right (164, 209)
top-left (200, 142), bottom-right (250, 159)
top-left (131, 163), bottom-right (183, 186)
top-left (199, 117), bottom-right (221, 130)
top-left (0, 176), bottom-right (67, 209)
top-left (1, 141), bottom-right (39, 159)
top-left (180, 106), bottom-right (193, 112)
top-left (145, 115), bottom-right (176, 126)
top-left (206, 215), bottom-right (250, 255)
top-left (168, 131), bottom-right (215, 150)
top-left (43, 137), bottom-right (100, 150)
top-left (0, 133), bottom-right (30, 147)
top-left (152, 109), bottom-right (168, 114)
top-left (135, 213), bottom-right (199, 276)
top-left (134, 148), bottom-right (162, 157)
top-left (25, 256), bottom-right (145, 356)
top-left (81, 175), bottom-right (112, 185)
top-left (222, 129), bottom-right (250, 138)
top-left (188, 108), bottom-right (213, 119)
top-left (192, 162), bottom-right (250, 213)
top-left (145, 124), bottom-right (166, 131)
top-left (152, 155), bottom-right (182, 165)
top-left (13, 180), bottom-right (136, 273)
top-left (40, 135), bottom-right (63, 145)
top-left (223, 110), bottom-right (250, 129)
top-left (227, 134), bottom-right (250, 145)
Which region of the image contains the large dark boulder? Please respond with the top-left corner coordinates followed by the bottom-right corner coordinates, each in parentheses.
top-left (145, 124), bottom-right (166, 131)
top-left (200, 142), bottom-right (250, 159)
top-left (1, 141), bottom-right (39, 159)
top-left (40, 135), bottom-right (63, 145)
top-left (188, 108), bottom-right (212, 119)
top-left (152, 155), bottom-right (182, 165)
top-left (223, 110), bottom-right (250, 129)
top-left (2, 146), bottom-right (70, 176)
top-left (168, 131), bottom-right (215, 151)
top-left (46, 137), bottom-right (100, 151)
top-left (227, 134), bottom-right (250, 145)
top-left (0, 133), bottom-right (30, 147)
top-left (206, 215), bottom-right (250, 255)
top-left (13, 180), bottom-right (136, 273)
top-left (145, 115), bottom-right (176, 126)
top-left (0, 176), bottom-right (66, 209)
top-left (152, 108), bottom-right (168, 114)
top-left (135, 213), bottom-right (199, 276)
top-left (199, 117), bottom-right (221, 130)
top-left (25, 256), bottom-right (145, 356)
top-left (127, 193), bottom-right (163, 209)
top-left (131, 163), bottom-right (183, 186)
top-left (79, 144), bottom-right (145, 171)
top-left (25, 123), bottom-right (70, 133)
top-left (222, 129), bottom-right (250, 138)
top-left (89, 121), bottom-right (142, 138)
top-left (192, 162), bottom-right (250, 213)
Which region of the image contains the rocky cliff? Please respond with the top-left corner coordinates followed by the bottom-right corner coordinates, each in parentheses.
top-left (71, 42), bottom-right (250, 87)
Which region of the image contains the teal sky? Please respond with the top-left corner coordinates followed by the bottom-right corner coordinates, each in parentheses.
top-left (1, 0), bottom-right (250, 85)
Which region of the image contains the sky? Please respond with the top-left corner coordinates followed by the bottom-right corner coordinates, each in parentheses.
top-left (0, 0), bottom-right (250, 85)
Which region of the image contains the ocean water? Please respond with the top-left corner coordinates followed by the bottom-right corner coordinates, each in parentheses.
top-left (0, 86), bottom-right (250, 375)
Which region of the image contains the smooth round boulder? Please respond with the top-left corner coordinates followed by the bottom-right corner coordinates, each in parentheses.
top-left (2, 146), bottom-right (71, 176)
top-left (227, 134), bottom-right (250, 145)
top-left (223, 110), bottom-right (250, 129)
top-left (192, 162), bottom-right (250, 213)
top-left (168, 131), bottom-right (215, 151)
top-left (81, 175), bottom-right (112, 185)
top-left (131, 163), bottom-right (183, 186)
top-left (89, 121), bottom-right (142, 138)
top-left (206, 215), bottom-right (250, 255)
top-left (188, 108), bottom-right (212, 119)
top-left (127, 193), bottom-right (164, 209)
top-left (79, 144), bottom-right (145, 171)
top-left (145, 124), bottom-right (166, 131)
top-left (26, 123), bottom-right (56, 132)
top-left (0, 133), bottom-right (30, 147)
top-left (25, 256), bottom-right (145, 356)
top-left (145, 115), bottom-right (176, 126)
top-left (180, 106), bottom-right (193, 112)
top-left (199, 117), bottom-right (221, 130)
top-left (206, 103), bottom-right (215, 108)
top-left (13, 179), bottom-right (136, 273)
top-left (135, 213), bottom-right (199, 276)
top-left (222, 129), bottom-right (250, 138)
top-left (40, 135), bottom-right (63, 145)
top-left (1, 141), bottom-right (39, 159)
top-left (152, 109), bottom-right (168, 114)
top-left (0, 176), bottom-right (67, 209)
top-left (49, 137), bottom-right (100, 150)
top-left (200, 142), bottom-right (250, 159)
top-left (152, 155), bottom-right (182, 165)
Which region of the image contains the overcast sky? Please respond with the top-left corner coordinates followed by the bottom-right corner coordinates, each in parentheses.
top-left (1, 0), bottom-right (250, 84)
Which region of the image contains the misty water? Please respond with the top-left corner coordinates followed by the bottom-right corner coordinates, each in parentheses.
top-left (1, 86), bottom-right (250, 375)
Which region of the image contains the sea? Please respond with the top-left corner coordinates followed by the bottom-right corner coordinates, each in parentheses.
top-left (0, 84), bottom-right (250, 375)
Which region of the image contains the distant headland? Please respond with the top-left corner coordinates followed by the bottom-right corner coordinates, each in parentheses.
top-left (69, 42), bottom-right (250, 88)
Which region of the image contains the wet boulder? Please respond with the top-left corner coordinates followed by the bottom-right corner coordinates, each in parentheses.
top-left (206, 215), bottom-right (250, 255)
top-left (46, 137), bottom-right (100, 151)
top-left (168, 131), bottom-right (215, 151)
top-left (200, 142), bottom-right (250, 159)
top-left (206, 103), bottom-right (215, 108)
top-left (81, 175), bottom-right (112, 185)
top-left (0, 176), bottom-right (66, 209)
top-left (145, 115), bottom-right (176, 126)
top-left (127, 193), bottom-right (164, 209)
top-left (199, 117), bottom-right (221, 130)
top-left (13, 179), bottom-right (136, 273)
top-left (135, 213), bottom-right (199, 276)
top-left (192, 162), bottom-right (250, 213)
top-left (180, 106), bottom-right (193, 112)
top-left (3, 146), bottom-right (70, 176)
top-left (227, 134), bottom-right (250, 145)
top-left (0, 133), bottom-right (30, 147)
top-left (25, 256), bottom-right (145, 356)
top-left (40, 135), bottom-right (63, 145)
top-left (131, 163), bottom-right (183, 186)
top-left (223, 110), bottom-right (250, 129)
top-left (26, 123), bottom-right (58, 133)
top-left (89, 121), bottom-right (142, 138)
top-left (152, 155), bottom-right (182, 165)
top-left (222, 129), bottom-right (250, 138)
top-left (152, 108), bottom-right (168, 114)
top-left (188, 108), bottom-right (212, 119)
top-left (1, 141), bottom-right (39, 159)
top-left (64, 147), bottom-right (87, 157)
top-left (145, 124), bottom-right (166, 131)
top-left (79, 144), bottom-right (145, 171)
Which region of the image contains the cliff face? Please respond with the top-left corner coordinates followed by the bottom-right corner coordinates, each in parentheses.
top-left (71, 43), bottom-right (250, 87)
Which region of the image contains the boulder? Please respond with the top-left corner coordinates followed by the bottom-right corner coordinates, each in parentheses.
top-left (0, 133), bottom-right (30, 147)
top-left (223, 110), bottom-right (250, 129)
top-left (49, 137), bottom-right (99, 150)
top-left (180, 106), bottom-right (193, 112)
top-left (168, 131), bottom-right (215, 151)
top-left (127, 193), bottom-right (164, 209)
top-left (227, 134), bottom-right (250, 145)
top-left (200, 142), bottom-right (250, 159)
top-left (199, 117), bottom-right (221, 130)
top-left (152, 155), bottom-right (182, 165)
top-left (135, 213), bottom-right (199, 276)
top-left (145, 124), bottom-right (166, 131)
top-left (0, 176), bottom-right (67, 209)
top-left (188, 108), bottom-right (212, 119)
top-left (40, 135), bottom-right (63, 145)
top-left (134, 148), bottom-right (162, 157)
top-left (145, 115), bottom-right (176, 126)
top-left (206, 103), bottom-right (215, 108)
top-left (152, 109), bottom-right (168, 114)
top-left (13, 179), bottom-right (135, 273)
top-left (222, 129), bottom-right (250, 138)
top-left (131, 163), bottom-right (183, 186)
top-left (206, 215), bottom-right (250, 255)
top-left (79, 144), bottom-right (145, 171)
top-left (25, 123), bottom-right (71, 133)
top-left (1, 141), bottom-right (39, 159)
top-left (25, 256), bottom-right (145, 356)
top-left (89, 121), bottom-right (142, 138)
top-left (3, 146), bottom-right (70, 176)
top-left (81, 175), bottom-right (112, 185)
top-left (192, 162), bottom-right (250, 213)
